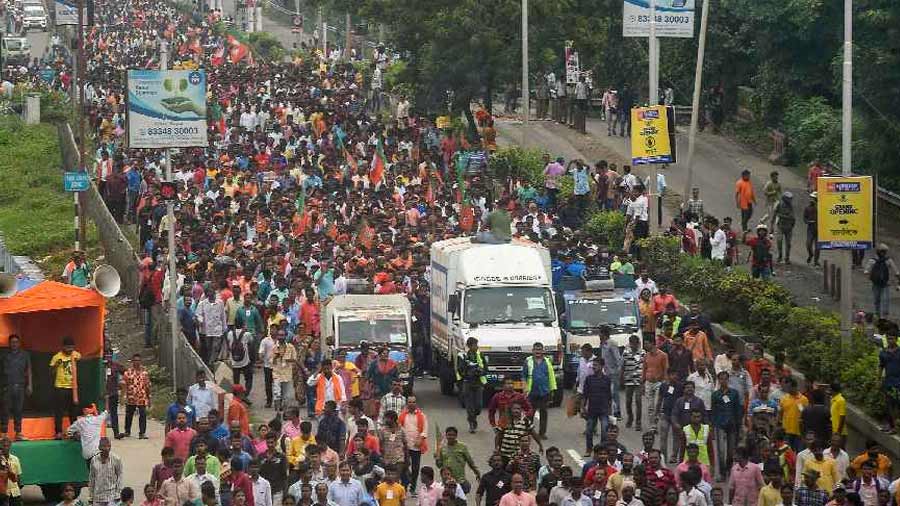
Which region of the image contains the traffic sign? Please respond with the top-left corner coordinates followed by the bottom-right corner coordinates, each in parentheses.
top-left (64, 171), bottom-right (90, 192)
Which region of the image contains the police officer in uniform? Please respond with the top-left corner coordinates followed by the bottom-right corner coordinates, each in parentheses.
top-left (457, 337), bottom-right (487, 433)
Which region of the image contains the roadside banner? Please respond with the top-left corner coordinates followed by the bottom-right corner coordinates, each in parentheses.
top-left (565, 41), bottom-right (580, 84)
top-left (127, 69), bottom-right (208, 148)
top-left (623, 0), bottom-right (696, 38)
top-left (55, 0), bottom-right (78, 26)
top-left (630, 105), bottom-right (675, 164)
top-left (816, 176), bottom-right (874, 250)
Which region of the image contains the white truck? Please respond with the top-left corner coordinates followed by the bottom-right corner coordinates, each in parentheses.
top-left (430, 237), bottom-right (563, 405)
top-left (320, 294), bottom-right (414, 389)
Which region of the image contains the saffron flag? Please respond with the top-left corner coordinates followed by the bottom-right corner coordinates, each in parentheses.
top-left (369, 138), bottom-right (386, 186)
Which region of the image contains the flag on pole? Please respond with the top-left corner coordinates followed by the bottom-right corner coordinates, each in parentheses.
top-left (369, 138), bottom-right (386, 186)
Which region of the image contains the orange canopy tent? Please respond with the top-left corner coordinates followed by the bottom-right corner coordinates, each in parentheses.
top-left (0, 281), bottom-right (105, 439)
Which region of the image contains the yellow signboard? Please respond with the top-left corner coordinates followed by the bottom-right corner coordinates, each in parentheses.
top-left (816, 176), bottom-right (873, 250)
top-left (436, 116), bottom-right (451, 129)
top-left (630, 105), bottom-right (674, 165)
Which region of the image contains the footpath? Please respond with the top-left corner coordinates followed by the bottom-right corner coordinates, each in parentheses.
top-left (496, 115), bottom-right (900, 320)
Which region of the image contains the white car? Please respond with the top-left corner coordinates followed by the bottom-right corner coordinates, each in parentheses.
top-left (22, 5), bottom-right (48, 31)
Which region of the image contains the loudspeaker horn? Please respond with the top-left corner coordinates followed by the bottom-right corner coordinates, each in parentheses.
top-left (0, 273), bottom-right (16, 298)
top-left (91, 265), bottom-right (121, 298)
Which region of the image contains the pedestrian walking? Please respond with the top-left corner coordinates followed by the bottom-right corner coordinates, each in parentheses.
top-left (773, 192), bottom-right (796, 264)
top-left (122, 353), bottom-right (151, 440)
top-left (864, 244), bottom-right (899, 319)
top-left (582, 357), bottom-right (612, 456)
top-left (735, 170), bottom-right (756, 233)
top-left (521, 342), bottom-right (557, 439)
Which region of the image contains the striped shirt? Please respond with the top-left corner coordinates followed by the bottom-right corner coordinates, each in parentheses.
top-left (89, 453), bottom-right (123, 503)
top-left (499, 416), bottom-right (534, 458)
top-left (621, 348), bottom-right (645, 386)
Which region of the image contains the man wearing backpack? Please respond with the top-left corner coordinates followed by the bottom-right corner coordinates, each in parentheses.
top-left (773, 192), bottom-right (796, 264)
top-left (226, 320), bottom-right (254, 394)
top-left (865, 244), bottom-right (899, 319)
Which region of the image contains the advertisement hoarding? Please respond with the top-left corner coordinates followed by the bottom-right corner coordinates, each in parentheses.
top-left (623, 0), bottom-right (696, 38)
top-left (816, 176), bottom-right (874, 250)
top-left (127, 69), bottom-right (208, 149)
top-left (630, 105), bottom-right (675, 165)
top-left (55, 0), bottom-right (79, 26)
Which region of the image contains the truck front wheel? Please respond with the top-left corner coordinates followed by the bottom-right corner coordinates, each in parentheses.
top-left (438, 357), bottom-right (455, 396)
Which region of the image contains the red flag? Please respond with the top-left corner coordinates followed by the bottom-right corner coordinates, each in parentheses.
top-left (211, 42), bottom-right (226, 67)
top-left (227, 35), bottom-right (250, 64)
top-left (369, 138), bottom-right (386, 186)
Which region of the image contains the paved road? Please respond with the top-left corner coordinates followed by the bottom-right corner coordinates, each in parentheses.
top-left (497, 114), bottom-right (900, 318)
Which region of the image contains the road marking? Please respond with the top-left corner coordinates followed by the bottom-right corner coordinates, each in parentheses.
top-left (567, 449), bottom-right (586, 469)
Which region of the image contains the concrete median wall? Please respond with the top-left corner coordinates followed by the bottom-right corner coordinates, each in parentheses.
top-left (57, 123), bottom-right (141, 298)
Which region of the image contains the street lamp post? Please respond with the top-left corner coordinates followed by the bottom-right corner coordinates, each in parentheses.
top-left (840, 0), bottom-right (853, 338)
top-left (521, 0), bottom-right (529, 144)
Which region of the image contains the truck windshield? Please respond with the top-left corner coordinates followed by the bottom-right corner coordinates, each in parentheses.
top-left (5, 39), bottom-right (24, 50)
top-left (464, 286), bottom-right (555, 324)
top-left (337, 316), bottom-right (408, 346)
top-left (568, 299), bottom-right (637, 329)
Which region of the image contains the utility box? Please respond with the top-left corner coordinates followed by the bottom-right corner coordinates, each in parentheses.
top-left (24, 93), bottom-right (40, 125)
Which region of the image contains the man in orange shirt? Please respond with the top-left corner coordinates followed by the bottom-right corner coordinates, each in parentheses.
top-left (735, 169), bottom-right (757, 233)
top-left (227, 384), bottom-right (251, 436)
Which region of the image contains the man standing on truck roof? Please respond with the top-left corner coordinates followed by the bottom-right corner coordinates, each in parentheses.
top-left (521, 343), bottom-right (556, 439)
top-left (3, 334), bottom-right (31, 441)
top-left (51, 336), bottom-right (81, 440)
top-left (457, 337), bottom-right (488, 434)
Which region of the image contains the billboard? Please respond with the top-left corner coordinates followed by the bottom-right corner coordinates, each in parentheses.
top-left (816, 176), bottom-right (874, 250)
top-left (623, 0), bottom-right (696, 38)
top-left (630, 105), bottom-right (675, 164)
top-left (127, 70), bottom-right (208, 149)
top-left (55, 0), bottom-right (79, 26)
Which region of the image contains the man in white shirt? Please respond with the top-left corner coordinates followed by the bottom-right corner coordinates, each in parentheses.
top-left (634, 272), bottom-right (658, 295)
top-left (195, 288), bottom-right (227, 364)
top-left (259, 333), bottom-right (277, 409)
top-left (626, 188), bottom-right (650, 240)
top-left (187, 370), bottom-right (217, 420)
top-left (711, 221), bottom-right (728, 261)
top-left (186, 455), bottom-right (220, 504)
top-left (823, 434), bottom-right (850, 481)
top-left (67, 406), bottom-right (109, 459)
top-left (250, 460), bottom-right (273, 506)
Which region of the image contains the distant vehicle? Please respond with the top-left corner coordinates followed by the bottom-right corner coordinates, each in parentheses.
top-left (1, 36), bottom-right (31, 65)
top-left (21, 0), bottom-right (44, 7)
top-left (561, 278), bottom-right (641, 389)
top-left (320, 294), bottom-right (414, 391)
top-left (22, 4), bottom-right (48, 31)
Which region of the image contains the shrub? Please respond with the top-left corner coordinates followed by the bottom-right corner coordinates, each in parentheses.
top-left (585, 211), bottom-right (626, 251)
top-left (248, 32), bottom-right (286, 62)
top-left (638, 236), bottom-right (681, 285)
top-left (781, 96), bottom-right (842, 166)
top-left (489, 147), bottom-right (545, 187)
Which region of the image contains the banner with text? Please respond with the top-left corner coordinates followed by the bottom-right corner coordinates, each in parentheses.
top-left (54, 0), bottom-right (79, 25)
top-left (623, 0), bottom-right (695, 38)
top-left (816, 176), bottom-right (874, 250)
top-left (630, 105), bottom-right (675, 165)
top-left (127, 69), bottom-right (208, 148)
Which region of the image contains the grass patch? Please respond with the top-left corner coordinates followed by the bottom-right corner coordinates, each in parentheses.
top-left (0, 117), bottom-right (101, 281)
top-left (0, 118), bottom-right (73, 257)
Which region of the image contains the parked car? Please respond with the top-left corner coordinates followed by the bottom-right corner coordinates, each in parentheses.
top-left (22, 4), bottom-right (48, 31)
top-left (1, 36), bottom-right (31, 65)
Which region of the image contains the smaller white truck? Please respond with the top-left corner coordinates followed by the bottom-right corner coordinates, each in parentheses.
top-left (320, 294), bottom-right (414, 387)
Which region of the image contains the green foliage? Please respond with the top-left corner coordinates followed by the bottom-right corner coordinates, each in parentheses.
top-left (383, 60), bottom-right (407, 92)
top-left (489, 147), bottom-right (545, 188)
top-left (248, 32), bottom-right (286, 62)
top-left (781, 96), bottom-right (842, 165)
top-left (640, 226), bottom-right (883, 417)
top-left (0, 119), bottom-right (73, 256)
top-left (585, 211), bottom-right (626, 251)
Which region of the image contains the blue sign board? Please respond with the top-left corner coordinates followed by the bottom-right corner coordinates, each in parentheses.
top-left (64, 171), bottom-right (90, 192)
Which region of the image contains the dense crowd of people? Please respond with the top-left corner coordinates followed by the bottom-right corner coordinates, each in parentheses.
top-left (5, 1), bottom-right (900, 506)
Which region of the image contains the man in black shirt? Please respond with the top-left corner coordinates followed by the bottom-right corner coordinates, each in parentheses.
top-left (260, 433), bottom-right (288, 501)
top-left (2, 334), bottom-right (31, 440)
top-left (477, 453), bottom-right (512, 506)
top-left (801, 388), bottom-right (832, 445)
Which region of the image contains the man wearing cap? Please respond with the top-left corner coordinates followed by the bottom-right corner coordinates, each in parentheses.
top-left (745, 224), bottom-right (774, 280)
top-left (803, 193), bottom-right (820, 266)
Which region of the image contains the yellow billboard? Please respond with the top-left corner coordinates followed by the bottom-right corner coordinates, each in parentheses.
top-left (630, 105), bottom-right (674, 165)
top-left (816, 176), bottom-right (873, 250)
